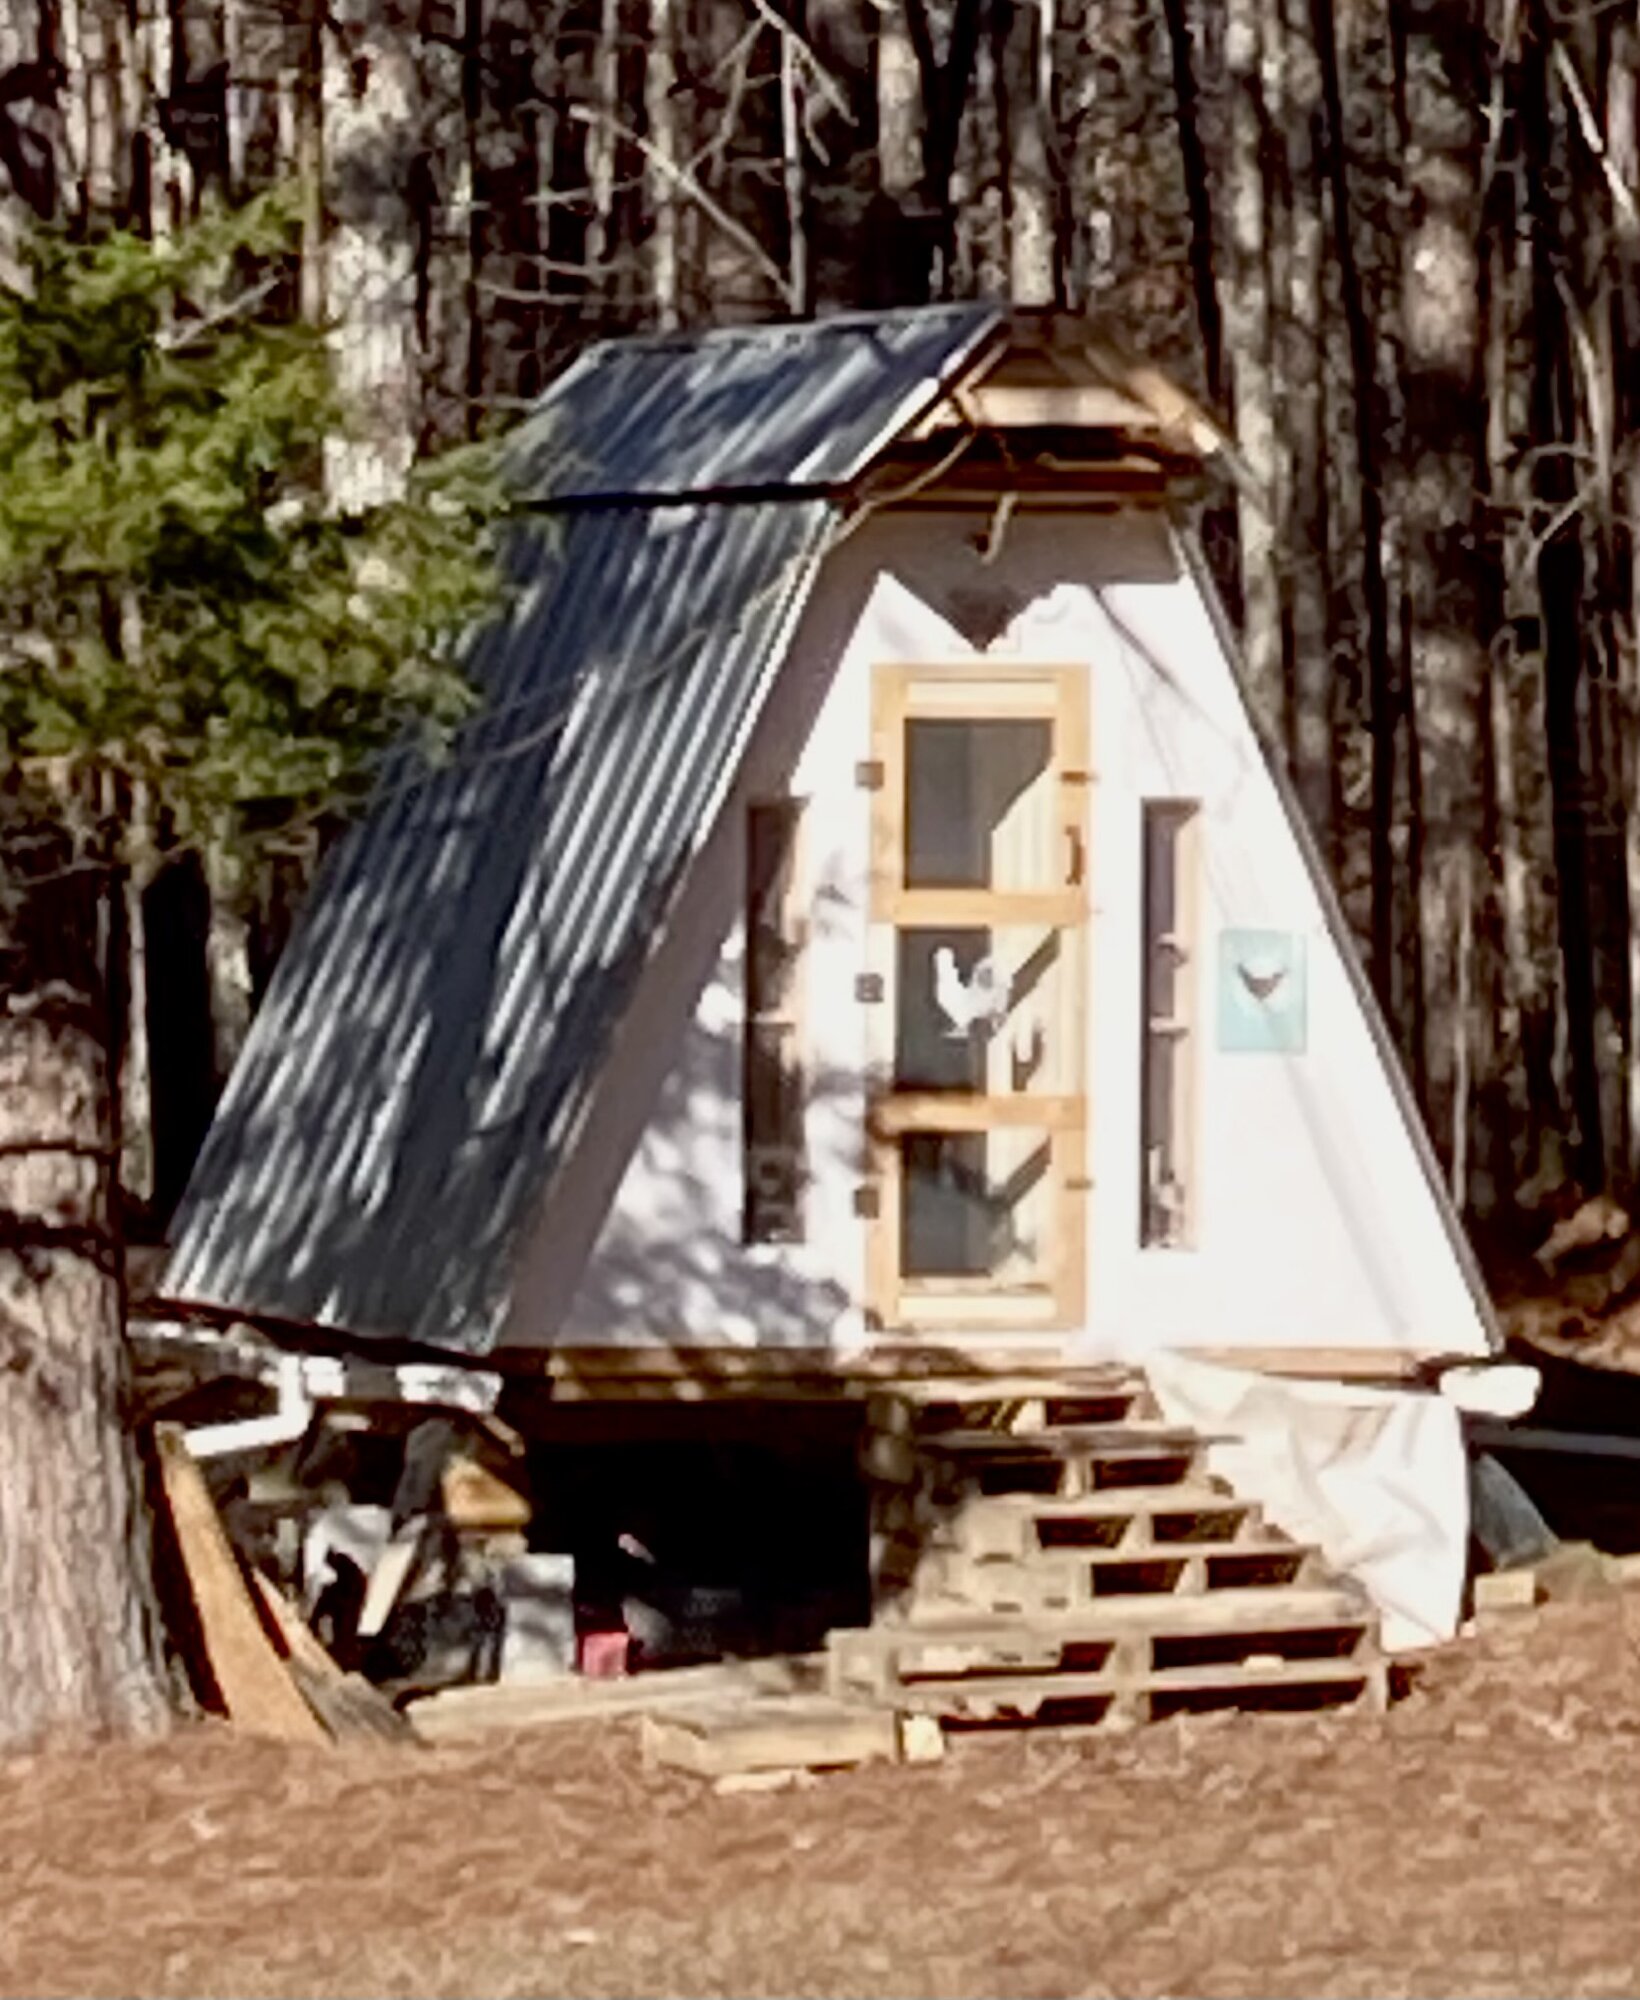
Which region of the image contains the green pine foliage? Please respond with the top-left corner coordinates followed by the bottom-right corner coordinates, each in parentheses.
top-left (0, 188), bottom-right (509, 865)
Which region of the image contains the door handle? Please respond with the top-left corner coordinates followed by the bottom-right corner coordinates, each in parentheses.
top-left (1066, 825), bottom-right (1086, 887)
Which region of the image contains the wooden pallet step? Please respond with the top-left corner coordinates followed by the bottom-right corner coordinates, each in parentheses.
top-left (926, 1424), bottom-right (1219, 1458)
top-left (882, 1371), bottom-right (1149, 1407)
top-left (890, 1653), bottom-right (1387, 1724)
top-left (911, 1540), bottom-right (1323, 1616)
top-left (939, 1445), bottom-right (1214, 1502)
top-left (829, 1584), bottom-right (1376, 1697)
top-left (896, 1390), bottom-right (1158, 1436)
top-left (943, 1487), bottom-right (1270, 1560)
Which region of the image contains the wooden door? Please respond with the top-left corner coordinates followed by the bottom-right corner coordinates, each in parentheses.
top-left (863, 666), bottom-right (1090, 1336)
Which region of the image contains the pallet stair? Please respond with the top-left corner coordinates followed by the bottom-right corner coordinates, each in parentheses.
top-left (829, 1369), bottom-right (1388, 1732)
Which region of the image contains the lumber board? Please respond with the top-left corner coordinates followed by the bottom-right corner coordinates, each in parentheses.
top-left (249, 1571), bottom-right (415, 1744)
top-left (883, 1372), bottom-right (1146, 1408)
top-left (912, 1539), bottom-right (1318, 1616)
top-left (356, 1526), bottom-right (425, 1640)
top-left (832, 1583), bottom-right (1373, 1665)
top-left (949, 1483), bottom-right (1248, 1526)
top-left (948, 1488), bottom-right (1262, 1560)
top-left (887, 1654), bottom-right (1385, 1719)
top-left (926, 1424), bottom-right (1212, 1456)
top-left (153, 1424), bottom-right (326, 1745)
top-left (640, 1697), bottom-right (898, 1778)
top-left (409, 1657), bottom-right (824, 1740)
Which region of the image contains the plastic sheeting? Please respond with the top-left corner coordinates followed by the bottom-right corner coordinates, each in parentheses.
top-left (1143, 1351), bottom-right (1470, 1653)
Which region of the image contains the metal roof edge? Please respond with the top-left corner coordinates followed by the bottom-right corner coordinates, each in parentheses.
top-left (492, 499), bottom-right (840, 1351)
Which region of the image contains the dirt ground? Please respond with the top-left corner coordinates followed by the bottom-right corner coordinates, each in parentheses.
top-left (4, 1597), bottom-right (1640, 2000)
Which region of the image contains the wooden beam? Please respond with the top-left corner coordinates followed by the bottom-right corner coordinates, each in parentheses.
top-left (1178, 1347), bottom-right (1432, 1384)
top-left (868, 1093), bottom-right (1083, 1136)
top-left (152, 1424), bottom-right (326, 1743)
top-left (488, 1345), bottom-right (1436, 1398)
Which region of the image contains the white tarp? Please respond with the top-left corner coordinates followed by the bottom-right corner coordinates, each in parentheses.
top-left (1143, 1351), bottom-right (1470, 1653)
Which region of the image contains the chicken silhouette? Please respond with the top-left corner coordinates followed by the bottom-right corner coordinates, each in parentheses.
top-left (1236, 958), bottom-right (1289, 1004)
top-left (932, 947), bottom-right (1010, 1039)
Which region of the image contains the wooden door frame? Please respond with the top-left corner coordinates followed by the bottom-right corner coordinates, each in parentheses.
top-left (862, 663), bottom-right (1091, 1338)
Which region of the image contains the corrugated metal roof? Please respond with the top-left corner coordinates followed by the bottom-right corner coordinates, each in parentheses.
top-left (167, 499), bottom-right (831, 1351)
top-left (507, 304), bottom-right (1005, 501)
top-left (165, 306), bottom-right (1011, 1353)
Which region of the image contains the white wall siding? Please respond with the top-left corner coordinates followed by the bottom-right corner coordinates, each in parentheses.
top-left (505, 508), bottom-right (1490, 1362)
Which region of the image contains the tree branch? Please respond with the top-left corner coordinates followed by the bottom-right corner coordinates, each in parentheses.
top-left (568, 104), bottom-right (796, 306)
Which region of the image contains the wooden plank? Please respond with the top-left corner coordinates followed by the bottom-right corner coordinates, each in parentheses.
top-left (442, 1454), bottom-right (532, 1531)
top-left (248, 1571), bottom-right (415, 1744)
top-left (831, 1583), bottom-right (1375, 1660)
top-left (888, 1371), bottom-right (1146, 1408)
top-left (496, 1347), bottom-right (1156, 1391)
top-left (926, 1422), bottom-right (1211, 1454)
top-left (887, 1655), bottom-right (1384, 1719)
top-left (356, 1525), bottom-right (425, 1640)
top-left (875, 887), bottom-right (1087, 927)
top-left (950, 1481), bottom-right (1247, 1520)
top-left (915, 1537), bottom-right (1316, 1609)
top-left (1177, 1347), bottom-right (1432, 1383)
top-left (409, 1657), bottom-right (823, 1741)
top-left (152, 1424), bottom-right (326, 1745)
top-left (950, 1489), bottom-right (1263, 1561)
top-left (869, 1092), bottom-right (1084, 1136)
top-left (493, 1345), bottom-right (1435, 1386)
top-left (640, 1697), bottom-right (898, 1778)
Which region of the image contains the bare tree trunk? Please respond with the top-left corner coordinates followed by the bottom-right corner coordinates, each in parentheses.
top-left (999, 0), bottom-right (1056, 306)
top-left (0, 850), bottom-right (171, 1748)
top-left (904, 0), bottom-right (986, 291)
top-left (779, 27), bottom-right (808, 317)
top-left (1223, 0), bottom-right (1281, 739)
top-left (1159, 0), bottom-right (1223, 402)
top-left (586, 0), bottom-right (622, 284)
top-left (203, 846), bottom-right (252, 1084)
top-left (1453, 843), bottom-right (1473, 1209)
top-left (878, 0), bottom-right (921, 201)
top-left (1311, 0), bottom-right (1396, 1007)
top-left (646, 0), bottom-right (680, 328)
top-left (279, 0), bottom-right (325, 327)
top-left (1524, 0), bottom-right (1605, 1188)
top-left (321, 0), bottom-right (420, 507)
top-left (1281, 0), bottom-right (1329, 843)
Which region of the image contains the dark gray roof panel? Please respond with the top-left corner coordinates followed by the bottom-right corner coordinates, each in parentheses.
top-left (508, 305), bottom-right (1005, 501)
top-left (167, 500), bottom-right (831, 1351)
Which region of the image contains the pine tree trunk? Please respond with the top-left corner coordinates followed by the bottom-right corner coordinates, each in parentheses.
top-left (0, 867), bottom-right (171, 1747)
top-left (1000, 0), bottom-right (1056, 307)
top-left (1281, 0), bottom-right (1329, 843)
top-left (645, 0), bottom-right (681, 329)
top-left (203, 846), bottom-right (253, 1084)
top-left (877, 0), bottom-right (921, 202)
top-left (779, 29), bottom-right (808, 318)
top-left (1310, 0), bottom-right (1396, 1006)
top-left (1223, 0), bottom-right (1282, 739)
top-left (1159, 0), bottom-right (1223, 402)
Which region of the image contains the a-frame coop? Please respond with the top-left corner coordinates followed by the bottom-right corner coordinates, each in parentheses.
top-left (163, 306), bottom-right (1506, 1729)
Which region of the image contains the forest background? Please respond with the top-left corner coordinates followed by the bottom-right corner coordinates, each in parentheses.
top-left (0, 0), bottom-right (1630, 1262)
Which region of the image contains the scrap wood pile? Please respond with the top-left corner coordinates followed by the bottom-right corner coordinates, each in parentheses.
top-left (136, 1335), bottom-right (1640, 1791)
top-left (137, 1350), bottom-right (1404, 1779)
top-left (141, 1353), bottom-right (547, 1747)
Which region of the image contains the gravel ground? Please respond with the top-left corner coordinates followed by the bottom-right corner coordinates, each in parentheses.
top-left (4, 1596), bottom-right (1640, 1999)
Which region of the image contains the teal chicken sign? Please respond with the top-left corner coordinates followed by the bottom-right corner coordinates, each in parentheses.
top-left (1217, 929), bottom-right (1307, 1053)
